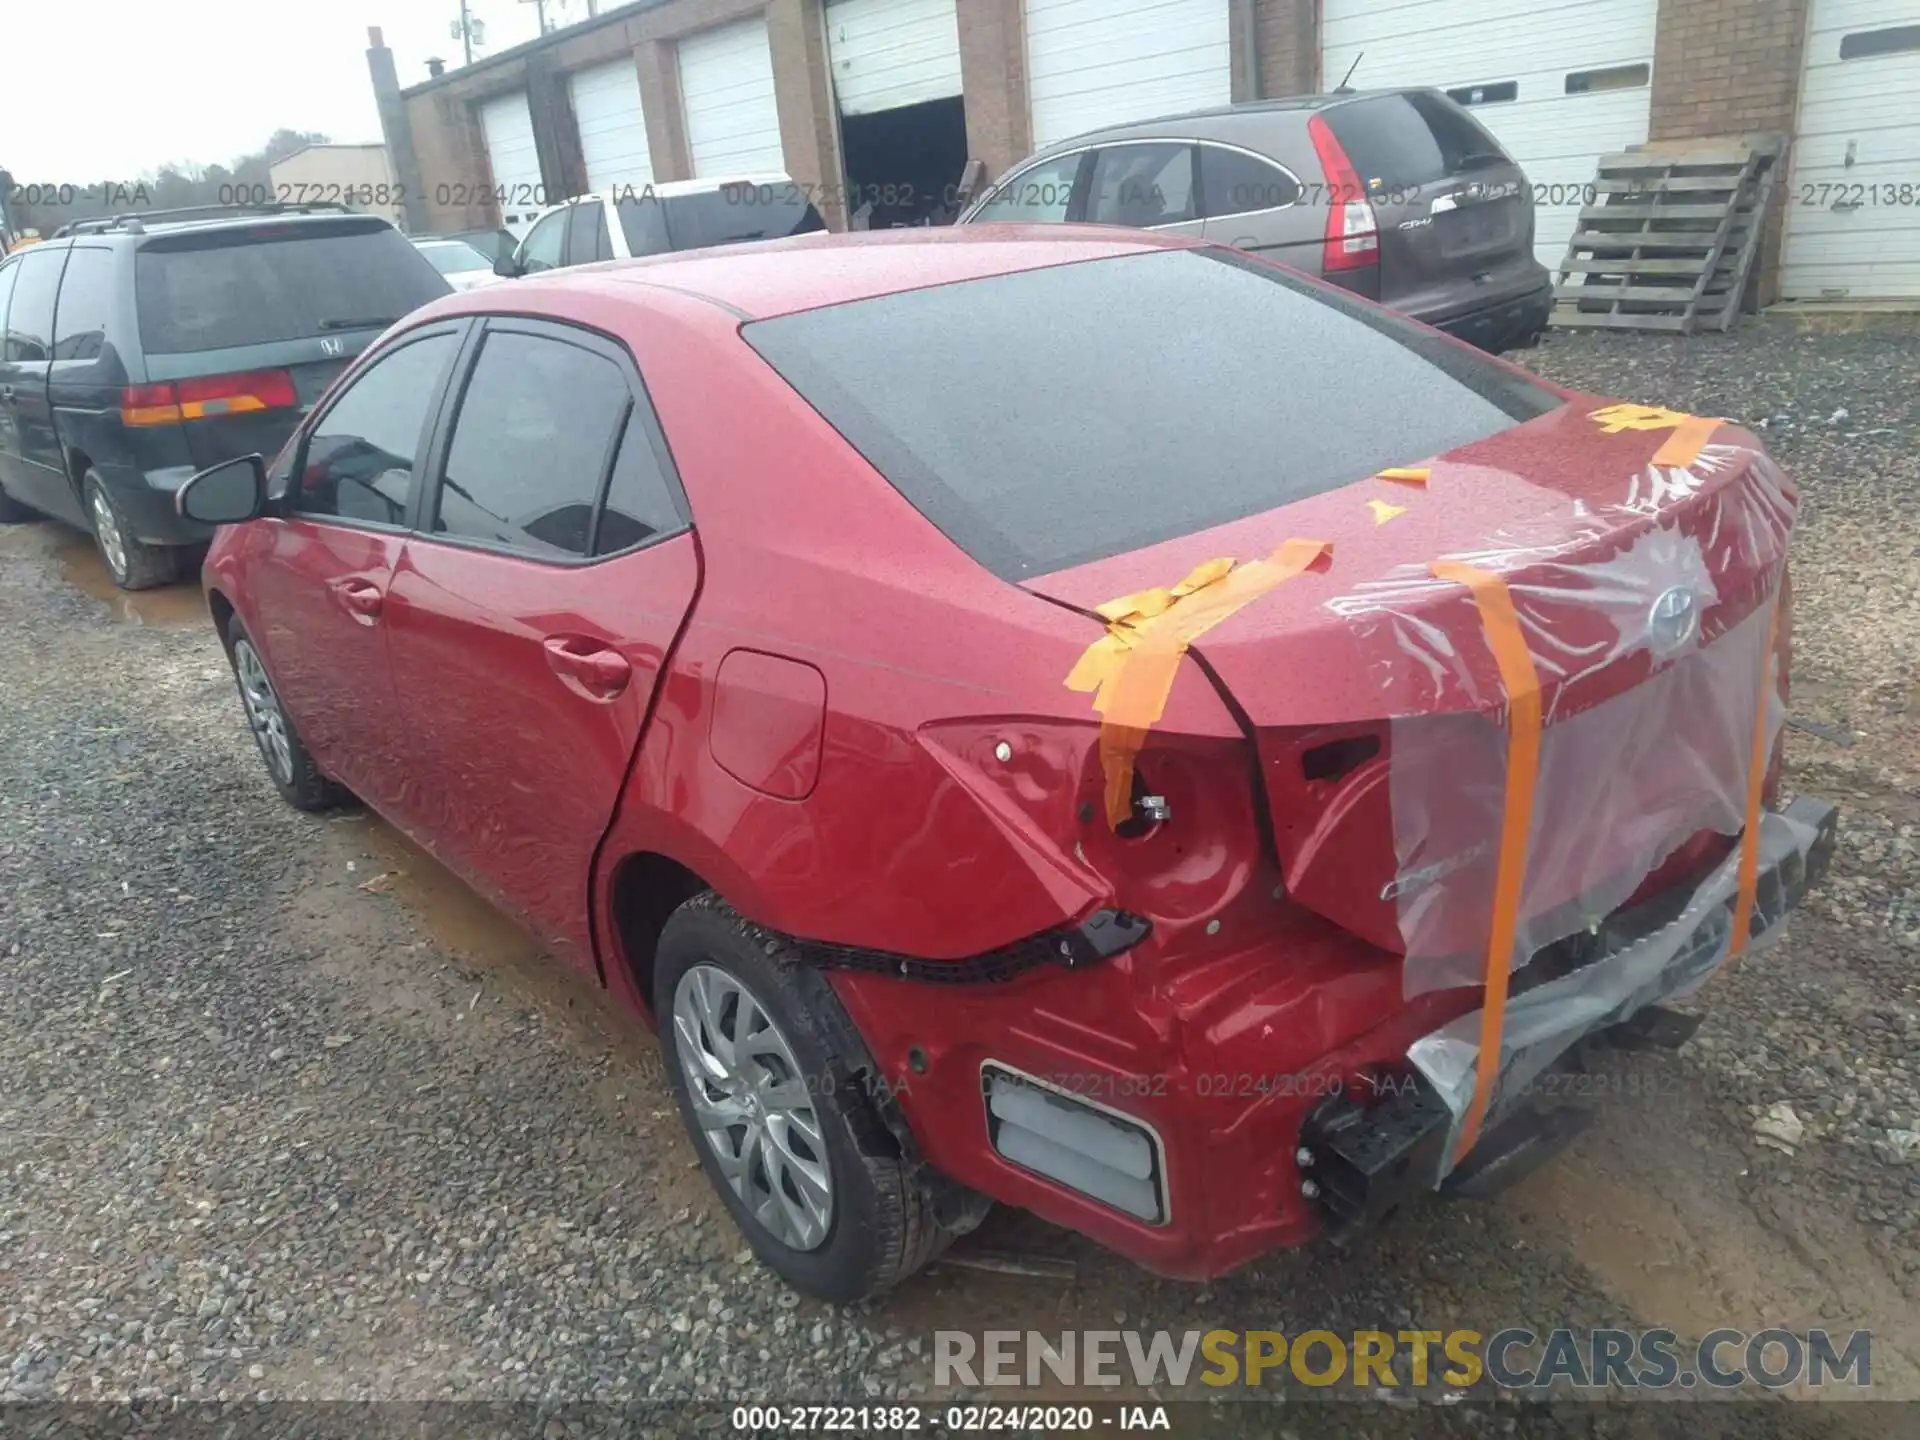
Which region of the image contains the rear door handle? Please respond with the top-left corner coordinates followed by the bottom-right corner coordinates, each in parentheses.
top-left (330, 578), bottom-right (385, 623)
top-left (543, 636), bottom-right (631, 701)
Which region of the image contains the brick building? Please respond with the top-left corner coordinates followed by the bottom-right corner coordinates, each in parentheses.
top-left (369, 0), bottom-right (1920, 301)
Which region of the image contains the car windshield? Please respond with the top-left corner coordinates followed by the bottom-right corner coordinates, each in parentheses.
top-left (135, 221), bottom-right (450, 354)
top-left (745, 247), bottom-right (1563, 579)
top-left (417, 241), bottom-right (491, 275)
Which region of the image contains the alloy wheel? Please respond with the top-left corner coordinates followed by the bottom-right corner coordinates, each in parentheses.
top-left (232, 639), bottom-right (294, 786)
top-left (673, 962), bottom-right (834, 1251)
top-left (89, 488), bottom-right (128, 582)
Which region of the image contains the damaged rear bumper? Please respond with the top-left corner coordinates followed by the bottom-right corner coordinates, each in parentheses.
top-left (1300, 796), bottom-right (1838, 1228)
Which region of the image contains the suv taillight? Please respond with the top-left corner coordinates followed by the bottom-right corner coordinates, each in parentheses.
top-left (120, 369), bottom-right (297, 427)
top-left (1307, 113), bottom-right (1379, 273)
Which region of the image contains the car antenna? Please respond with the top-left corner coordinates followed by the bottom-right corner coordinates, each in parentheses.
top-left (1335, 51), bottom-right (1364, 93)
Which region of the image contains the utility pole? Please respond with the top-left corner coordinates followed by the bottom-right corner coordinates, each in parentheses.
top-left (455, 0), bottom-right (474, 62)
top-left (520, 0), bottom-right (550, 34)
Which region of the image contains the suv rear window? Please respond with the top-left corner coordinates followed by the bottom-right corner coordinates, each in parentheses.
top-left (135, 221), bottom-right (449, 354)
top-left (1323, 92), bottom-right (1509, 191)
top-left (745, 247), bottom-right (1561, 579)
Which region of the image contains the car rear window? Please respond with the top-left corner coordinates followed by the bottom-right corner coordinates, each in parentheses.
top-left (744, 247), bottom-right (1561, 579)
top-left (135, 222), bottom-right (449, 354)
top-left (1324, 92), bottom-right (1509, 191)
top-left (622, 184), bottom-right (825, 254)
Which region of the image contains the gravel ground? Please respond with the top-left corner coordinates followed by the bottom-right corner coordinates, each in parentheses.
top-left (1, 315), bottom-right (1915, 1435)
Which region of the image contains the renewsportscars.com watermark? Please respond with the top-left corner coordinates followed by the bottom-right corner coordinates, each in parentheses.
top-left (935, 1327), bottom-right (1873, 1392)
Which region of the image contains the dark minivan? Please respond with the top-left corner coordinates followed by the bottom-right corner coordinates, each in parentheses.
top-left (959, 88), bottom-right (1552, 353)
top-left (0, 206), bottom-right (450, 587)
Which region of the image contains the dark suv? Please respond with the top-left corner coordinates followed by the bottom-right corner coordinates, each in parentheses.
top-left (0, 206), bottom-right (450, 587)
top-left (959, 88), bottom-right (1552, 353)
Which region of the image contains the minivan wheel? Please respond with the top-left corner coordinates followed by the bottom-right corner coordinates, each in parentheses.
top-left (83, 470), bottom-right (179, 590)
top-left (224, 616), bottom-right (345, 811)
top-left (655, 893), bottom-right (980, 1303)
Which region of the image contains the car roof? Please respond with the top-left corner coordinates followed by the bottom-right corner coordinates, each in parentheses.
top-left (437, 224), bottom-right (1206, 321)
top-left (50, 209), bottom-right (396, 243)
top-left (598, 173), bottom-right (793, 201)
top-left (1019, 87), bottom-right (1421, 157)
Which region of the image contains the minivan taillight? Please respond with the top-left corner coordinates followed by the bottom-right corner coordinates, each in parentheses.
top-left (1307, 113), bottom-right (1379, 273)
top-left (120, 369), bottom-right (298, 427)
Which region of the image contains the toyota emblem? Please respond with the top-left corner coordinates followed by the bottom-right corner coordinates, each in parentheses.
top-left (1648, 586), bottom-right (1700, 655)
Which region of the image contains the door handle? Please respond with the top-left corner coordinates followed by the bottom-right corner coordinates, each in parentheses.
top-left (330, 578), bottom-right (385, 623)
top-left (543, 636), bottom-right (631, 701)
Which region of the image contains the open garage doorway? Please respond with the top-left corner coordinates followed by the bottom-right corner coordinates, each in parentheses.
top-left (839, 94), bottom-right (969, 227)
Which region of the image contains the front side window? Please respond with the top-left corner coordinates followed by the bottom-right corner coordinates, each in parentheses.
top-left (517, 210), bottom-right (569, 273)
top-left (969, 151), bottom-right (1086, 224)
top-left (295, 332), bottom-right (460, 526)
top-left (0, 261), bottom-right (20, 348)
top-left (1199, 147), bottom-right (1301, 217)
top-left (433, 330), bottom-right (630, 557)
top-left (1085, 144), bottom-right (1197, 227)
top-left (4, 247), bottom-right (64, 363)
top-left (52, 247), bottom-right (115, 361)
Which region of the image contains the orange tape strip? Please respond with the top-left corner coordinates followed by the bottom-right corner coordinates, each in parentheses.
top-left (1377, 467), bottom-right (1430, 486)
top-left (1430, 561), bottom-right (1543, 1166)
top-left (1067, 539), bottom-right (1331, 827)
top-left (1728, 597), bottom-right (1782, 959)
top-left (1652, 414), bottom-right (1723, 468)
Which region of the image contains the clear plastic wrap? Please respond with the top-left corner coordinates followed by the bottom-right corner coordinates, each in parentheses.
top-left (1408, 805), bottom-right (1823, 1171)
top-left (1327, 439), bottom-right (1796, 998)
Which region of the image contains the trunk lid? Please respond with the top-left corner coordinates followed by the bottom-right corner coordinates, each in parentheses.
top-left (1322, 91), bottom-right (1544, 318)
top-left (1023, 398), bottom-right (1794, 959)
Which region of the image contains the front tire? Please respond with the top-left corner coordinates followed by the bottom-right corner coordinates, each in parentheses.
top-left (656, 893), bottom-right (980, 1302)
top-left (224, 616), bottom-right (345, 811)
top-left (84, 469), bottom-right (180, 590)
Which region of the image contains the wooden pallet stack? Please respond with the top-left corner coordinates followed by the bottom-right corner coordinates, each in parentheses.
top-left (1552, 136), bottom-right (1786, 334)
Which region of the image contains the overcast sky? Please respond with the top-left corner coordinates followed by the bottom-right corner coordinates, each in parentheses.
top-left (6, 0), bottom-right (599, 181)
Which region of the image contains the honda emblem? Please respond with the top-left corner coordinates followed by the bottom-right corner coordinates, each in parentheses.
top-left (320, 337), bottom-right (344, 358)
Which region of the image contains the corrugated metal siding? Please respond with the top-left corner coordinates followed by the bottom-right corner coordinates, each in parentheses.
top-left (478, 91), bottom-right (546, 234)
top-left (1322, 0), bottom-right (1657, 271)
top-left (679, 17), bottom-right (786, 176)
top-left (571, 60), bottom-right (655, 192)
top-left (825, 0), bottom-right (964, 116)
top-left (1024, 0), bottom-right (1233, 150)
top-left (1782, 0), bottom-right (1920, 298)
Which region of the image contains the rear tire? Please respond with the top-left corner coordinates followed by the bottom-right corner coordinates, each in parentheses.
top-left (223, 615), bottom-right (346, 812)
top-left (84, 469), bottom-right (180, 591)
top-left (655, 892), bottom-right (985, 1303)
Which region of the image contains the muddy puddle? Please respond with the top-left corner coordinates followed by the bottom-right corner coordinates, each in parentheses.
top-left (52, 527), bottom-right (207, 627)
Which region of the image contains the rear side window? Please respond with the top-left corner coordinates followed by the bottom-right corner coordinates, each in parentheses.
top-left (1323, 93), bottom-right (1508, 190)
top-left (565, 203), bottom-right (613, 265)
top-left (4, 247), bottom-right (63, 363)
top-left (1199, 147), bottom-right (1301, 216)
top-left (616, 198), bottom-right (671, 256)
top-left (434, 331), bottom-right (630, 557)
top-left (667, 186), bottom-right (826, 250)
top-left (1085, 144), bottom-right (1197, 227)
top-left (135, 224), bottom-right (448, 355)
top-left (596, 409), bottom-right (684, 555)
top-left (745, 247), bottom-right (1560, 579)
top-left (52, 247), bottom-right (115, 361)
top-left (297, 333), bottom-right (458, 525)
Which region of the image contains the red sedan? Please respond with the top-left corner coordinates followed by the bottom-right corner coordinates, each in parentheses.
top-left (179, 226), bottom-right (1835, 1302)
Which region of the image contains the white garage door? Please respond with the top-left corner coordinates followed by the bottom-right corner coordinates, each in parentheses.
top-left (478, 91), bottom-right (545, 237)
top-left (679, 17), bottom-right (786, 176)
top-left (826, 0), bottom-right (963, 116)
top-left (1782, 1), bottom-right (1920, 299)
top-left (1024, 0), bottom-right (1231, 150)
top-left (571, 60), bottom-right (655, 193)
top-left (1322, 0), bottom-right (1657, 271)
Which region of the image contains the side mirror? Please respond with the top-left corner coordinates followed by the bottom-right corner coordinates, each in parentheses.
top-left (493, 252), bottom-right (521, 278)
top-left (176, 454), bottom-right (267, 525)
